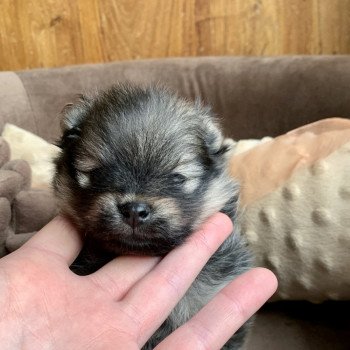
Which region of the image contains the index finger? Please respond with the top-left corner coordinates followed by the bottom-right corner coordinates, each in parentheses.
top-left (156, 268), bottom-right (278, 349)
top-left (120, 212), bottom-right (233, 345)
top-left (23, 215), bottom-right (82, 265)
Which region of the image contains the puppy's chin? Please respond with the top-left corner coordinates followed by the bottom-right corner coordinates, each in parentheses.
top-left (84, 221), bottom-right (190, 256)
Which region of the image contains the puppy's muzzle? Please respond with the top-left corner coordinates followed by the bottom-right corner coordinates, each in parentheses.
top-left (118, 202), bottom-right (151, 228)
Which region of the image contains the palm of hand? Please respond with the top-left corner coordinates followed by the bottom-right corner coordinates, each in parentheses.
top-left (0, 245), bottom-right (145, 349)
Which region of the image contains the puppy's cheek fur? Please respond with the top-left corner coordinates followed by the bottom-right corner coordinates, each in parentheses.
top-left (85, 193), bottom-right (120, 225)
top-left (54, 172), bottom-right (79, 221)
top-left (152, 197), bottom-right (183, 230)
top-left (194, 171), bottom-right (239, 229)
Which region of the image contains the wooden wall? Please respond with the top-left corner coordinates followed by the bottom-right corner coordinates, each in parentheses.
top-left (1, 0), bottom-right (350, 71)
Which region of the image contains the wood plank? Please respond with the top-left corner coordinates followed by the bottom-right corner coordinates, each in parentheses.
top-left (0, 0), bottom-right (349, 71)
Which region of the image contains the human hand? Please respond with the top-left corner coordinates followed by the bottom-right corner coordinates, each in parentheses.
top-left (0, 213), bottom-right (277, 349)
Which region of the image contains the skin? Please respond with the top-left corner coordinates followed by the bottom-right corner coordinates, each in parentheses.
top-left (0, 213), bottom-right (277, 350)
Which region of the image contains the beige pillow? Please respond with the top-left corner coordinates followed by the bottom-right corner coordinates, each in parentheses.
top-left (230, 118), bottom-right (350, 302)
top-left (2, 124), bottom-right (60, 190)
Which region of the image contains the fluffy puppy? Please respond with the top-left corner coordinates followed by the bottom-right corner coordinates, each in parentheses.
top-left (53, 84), bottom-right (252, 349)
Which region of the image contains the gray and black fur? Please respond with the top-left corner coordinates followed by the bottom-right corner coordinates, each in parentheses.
top-left (53, 84), bottom-right (252, 349)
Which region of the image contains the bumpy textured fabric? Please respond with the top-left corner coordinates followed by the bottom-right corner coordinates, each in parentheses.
top-left (230, 118), bottom-right (350, 302)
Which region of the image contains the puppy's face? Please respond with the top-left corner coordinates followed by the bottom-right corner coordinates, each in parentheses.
top-left (54, 85), bottom-right (236, 255)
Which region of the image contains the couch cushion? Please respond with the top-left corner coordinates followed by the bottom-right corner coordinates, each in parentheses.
top-left (0, 56), bottom-right (349, 141)
top-left (0, 72), bottom-right (37, 134)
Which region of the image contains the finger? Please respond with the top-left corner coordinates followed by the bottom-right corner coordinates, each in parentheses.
top-left (23, 216), bottom-right (82, 265)
top-left (120, 212), bottom-right (233, 346)
top-left (156, 268), bottom-right (278, 350)
top-left (87, 255), bottom-right (160, 299)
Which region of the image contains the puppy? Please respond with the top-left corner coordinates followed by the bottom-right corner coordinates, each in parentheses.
top-left (53, 84), bottom-right (252, 349)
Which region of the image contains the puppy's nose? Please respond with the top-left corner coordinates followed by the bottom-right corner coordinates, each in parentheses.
top-left (118, 202), bottom-right (151, 228)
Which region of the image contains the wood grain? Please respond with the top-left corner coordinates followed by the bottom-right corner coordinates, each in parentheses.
top-left (0, 0), bottom-right (350, 71)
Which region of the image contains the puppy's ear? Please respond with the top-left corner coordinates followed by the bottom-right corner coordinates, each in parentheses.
top-left (57, 94), bottom-right (91, 148)
top-left (204, 119), bottom-right (235, 161)
top-left (61, 94), bottom-right (92, 131)
top-left (194, 99), bottom-right (235, 160)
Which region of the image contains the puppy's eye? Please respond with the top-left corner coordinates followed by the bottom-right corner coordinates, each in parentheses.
top-left (170, 173), bottom-right (187, 185)
top-left (57, 127), bottom-right (82, 148)
top-left (66, 127), bottom-right (81, 139)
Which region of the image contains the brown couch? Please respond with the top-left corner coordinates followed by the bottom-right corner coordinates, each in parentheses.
top-left (0, 56), bottom-right (349, 349)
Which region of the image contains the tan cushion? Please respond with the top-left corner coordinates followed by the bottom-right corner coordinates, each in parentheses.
top-left (230, 118), bottom-right (350, 302)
